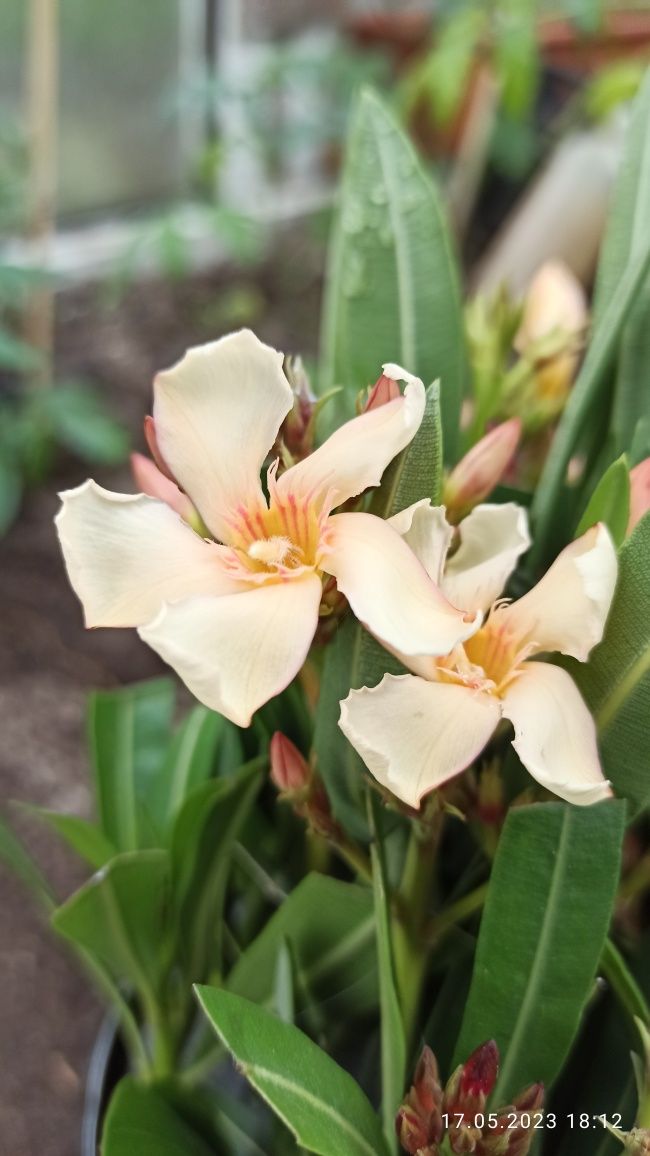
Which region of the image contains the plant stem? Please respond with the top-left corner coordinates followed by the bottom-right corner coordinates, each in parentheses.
top-left (426, 882), bottom-right (489, 943)
top-left (600, 937), bottom-right (650, 1028)
top-left (392, 811), bottom-right (443, 1048)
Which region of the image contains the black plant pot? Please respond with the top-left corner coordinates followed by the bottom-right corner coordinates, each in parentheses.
top-left (80, 1016), bottom-right (126, 1156)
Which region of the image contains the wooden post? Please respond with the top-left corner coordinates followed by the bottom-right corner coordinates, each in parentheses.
top-left (24, 0), bottom-right (59, 388)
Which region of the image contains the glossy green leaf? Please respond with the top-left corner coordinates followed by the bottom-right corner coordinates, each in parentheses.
top-left (171, 759), bottom-right (264, 980)
top-left (369, 795), bottom-right (406, 1151)
top-left (571, 515), bottom-right (650, 813)
top-left (455, 800), bottom-right (625, 1103)
top-left (196, 987), bottom-right (389, 1156)
top-left (22, 806), bottom-right (116, 870)
top-left (320, 88), bottom-right (466, 460)
top-left (88, 678), bottom-right (175, 851)
top-left (575, 455), bottom-right (630, 547)
top-left (228, 873), bottom-right (377, 1017)
top-left (151, 705), bottom-right (233, 833)
top-left (593, 70), bottom-right (650, 325)
top-left (101, 1077), bottom-right (217, 1156)
top-left (52, 850), bottom-right (171, 994)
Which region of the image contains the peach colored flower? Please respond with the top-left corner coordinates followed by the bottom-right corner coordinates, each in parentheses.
top-left (340, 502), bottom-right (617, 808)
top-left (56, 330), bottom-right (477, 726)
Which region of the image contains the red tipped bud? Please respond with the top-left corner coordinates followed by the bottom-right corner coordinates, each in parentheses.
top-left (444, 420), bottom-right (521, 522)
top-left (277, 355), bottom-right (317, 463)
top-left (628, 458), bottom-right (650, 537)
top-left (269, 733), bottom-right (310, 793)
top-left (444, 1042), bottom-right (499, 1153)
top-left (363, 372), bottom-right (401, 413)
top-left (396, 1046), bottom-right (444, 1154)
top-left (476, 1084), bottom-right (544, 1156)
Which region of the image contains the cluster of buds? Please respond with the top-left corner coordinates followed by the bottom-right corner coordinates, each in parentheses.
top-left (269, 733), bottom-right (340, 840)
top-left (601, 1124), bottom-right (650, 1153)
top-left (396, 1041), bottom-right (544, 1156)
top-left (509, 261), bottom-right (588, 429)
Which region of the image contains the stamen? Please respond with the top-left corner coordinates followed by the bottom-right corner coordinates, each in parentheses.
top-left (248, 536), bottom-right (302, 568)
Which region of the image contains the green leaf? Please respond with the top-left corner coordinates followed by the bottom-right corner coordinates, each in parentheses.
top-left (196, 987), bottom-right (389, 1156)
top-left (370, 381), bottom-right (444, 518)
top-left (320, 88), bottom-right (466, 460)
top-left (369, 795), bottom-right (406, 1151)
top-left (101, 1077), bottom-right (217, 1156)
top-left (0, 812), bottom-right (54, 910)
top-left (20, 806), bottom-right (116, 870)
top-left (52, 849), bottom-right (171, 994)
top-left (228, 873), bottom-right (377, 1017)
top-left (575, 455), bottom-right (630, 547)
top-left (455, 800), bottom-right (625, 1103)
top-left (171, 759), bottom-right (264, 980)
top-left (571, 515), bottom-right (650, 813)
top-left (593, 70), bottom-right (650, 326)
top-left (151, 705), bottom-right (231, 834)
top-left (88, 678), bottom-right (176, 851)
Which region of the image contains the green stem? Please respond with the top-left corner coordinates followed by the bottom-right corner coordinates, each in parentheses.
top-left (600, 937), bottom-right (650, 1028)
top-left (426, 882), bottom-right (489, 943)
top-left (392, 813), bottom-right (443, 1047)
top-left (331, 832), bottom-right (373, 883)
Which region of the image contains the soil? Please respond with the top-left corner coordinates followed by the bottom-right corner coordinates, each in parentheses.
top-left (0, 231), bottom-right (323, 1156)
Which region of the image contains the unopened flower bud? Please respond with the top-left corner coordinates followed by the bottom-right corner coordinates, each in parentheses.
top-left (514, 261), bottom-right (588, 404)
top-left (444, 419), bottom-right (521, 522)
top-left (476, 1083), bottom-right (544, 1156)
top-left (269, 733), bottom-right (310, 793)
top-left (362, 372), bottom-right (402, 413)
top-left (131, 452), bottom-right (197, 526)
top-left (444, 1041), bottom-right (499, 1153)
top-left (278, 355), bottom-right (317, 463)
top-left (396, 1046), bottom-right (444, 1154)
top-left (628, 458), bottom-right (650, 536)
top-left (623, 1129), bottom-right (650, 1153)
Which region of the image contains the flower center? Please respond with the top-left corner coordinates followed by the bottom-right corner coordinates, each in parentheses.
top-left (220, 465), bottom-right (329, 582)
top-left (437, 607), bottom-right (530, 697)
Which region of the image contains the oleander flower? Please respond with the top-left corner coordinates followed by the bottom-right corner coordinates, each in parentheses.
top-left (56, 330), bottom-right (478, 726)
top-left (340, 500), bottom-right (617, 807)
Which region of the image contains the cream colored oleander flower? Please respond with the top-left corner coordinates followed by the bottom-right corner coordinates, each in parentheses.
top-left (56, 330), bottom-right (478, 726)
top-left (340, 501), bottom-right (617, 807)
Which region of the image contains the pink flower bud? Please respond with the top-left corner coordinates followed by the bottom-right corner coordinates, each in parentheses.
top-left (476, 1084), bottom-right (544, 1156)
top-left (269, 733), bottom-right (310, 793)
top-left (363, 373), bottom-right (402, 413)
top-left (396, 1046), bottom-right (443, 1155)
top-left (628, 458), bottom-right (650, 536)
top-left (131, 453), bottom-right (196, 525)
top-left (444, 420), bottom-right (521, 521)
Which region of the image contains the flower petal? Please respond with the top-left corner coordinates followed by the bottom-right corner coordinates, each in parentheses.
top-left (442, 503), bottom-right (531, 614)
top-left (139, 574), bottom-right (322, 727)
top-left (499, 523), bottom-right (617, 661)
top-left (321, 512), bottom-right (480, 657)
top-left (278, 365), bottom-right (425, 510)
top-left (153, 330), bottom-right (293, 541)
top-left (502, 661), bottom-right (612, 805)
top-left (389, 500), bottom-right (453, 585)
top-left (340, 675), bottom-right (501, 808)
top-left (56, 480), bottom-right (239, 627)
